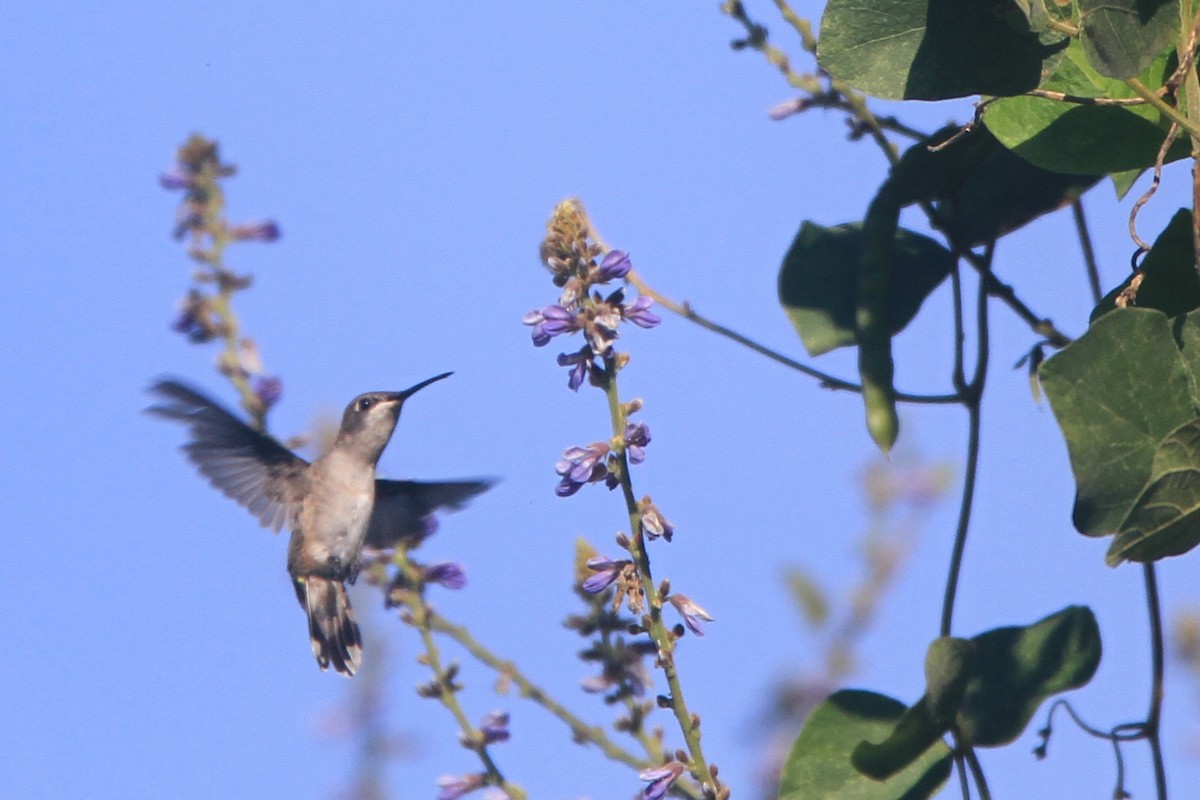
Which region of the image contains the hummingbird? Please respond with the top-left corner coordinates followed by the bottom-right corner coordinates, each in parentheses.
top-left (148, 373), bottom-right (493, 677)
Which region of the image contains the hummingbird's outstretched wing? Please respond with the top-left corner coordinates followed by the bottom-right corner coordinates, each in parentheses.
top-left (147, 379), bottom-right (311, 533)
top-left (365, 479), bottom-right (495, 549)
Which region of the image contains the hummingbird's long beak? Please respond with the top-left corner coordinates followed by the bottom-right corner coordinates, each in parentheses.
top-left (393, 371), bottom-right (453, 402)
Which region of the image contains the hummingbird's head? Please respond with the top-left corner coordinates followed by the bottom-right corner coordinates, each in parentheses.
top-left (337, 372), bottom-right (453, 461)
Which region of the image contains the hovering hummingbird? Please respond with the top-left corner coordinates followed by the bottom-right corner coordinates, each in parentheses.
top-left (148, 373), bottom-right (493, 677)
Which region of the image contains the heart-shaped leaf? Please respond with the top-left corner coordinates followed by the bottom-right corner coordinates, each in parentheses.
top-left (780, 690), bottom-right (952, 800)
top-left (817, 0), bottom-right (1063, 100)
top-left (1109, 419), bottom-right (1200, 564)
top-left (1040, 308), bottom-right (1197, 536)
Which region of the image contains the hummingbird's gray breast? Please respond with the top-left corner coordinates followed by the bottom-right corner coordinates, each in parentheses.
top-left (289, 452), bottom-right (377, 580)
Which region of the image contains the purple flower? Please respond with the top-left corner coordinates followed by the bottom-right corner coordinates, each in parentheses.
top-left (437, 773), bottom-right (485, 800)
top-left (556, 347), bottom-right (595, 391)
top-left (583, 298), bottom-right (622, 356)
top-left (557, 442), bottom-right (611, 483)
top-left (423, 562), bottom-right (467, 590)
top-left (555, 442), bottom-right (612, 495)
top-left (420, 513), bottom-right (440, 541)
top-left (159, 168), bottom-right (195, 190)
top-left (623, 422), bottom-right (651, 464)
top-left (639, 498), bottom-right (674, 542)
top-left (639, 762), bottom-right (685, 800)
top-left (479, 710), bottom-right (510, 744)
top-left (252, 375), bottom-right (283, 411)
top-left (595, 249), bottom-right (632, 281)
top-left (622, 295), bottom-right (661, 329)
top-left (669, 594), bottom-right (713, 636)
top-left (523, 305), bottom-right (578, 347)
top-left (229, 219), bottom-right (281, 242)
top-left (582, 555), bottom-right (625, 594)
top-left (767, 97), bottom-right (809, 120)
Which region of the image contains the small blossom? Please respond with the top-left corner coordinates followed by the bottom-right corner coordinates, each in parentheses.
top-left (423, 562), bottom-right (467, 590)
top-left (556, 347), bottom-right (595, 391)
top-left (556, 443), bottom-right (612, 495)
top-left (480, 790), bottom-right (509, 800)
top-left (229, 219), bottom-right (281, 242)
top-left (583, 297), bottom-right (622, 356)
top-left (523, 304), bottom-right (578, 347)
top-left (557, 442), bottom-right (610, 483)
top-left (159, 168), bottom-right (195, 190)
top-left (639, 497), bottom-right (674, 542)
top-left (639, 762), bottom-right (685, 800)
top-left (479, 710), bottom-right (510, 744)
top-left (252, 375), bottom-right (283, 411)
top-left (580, 674), bottom-right (613, 693)
top-left (420, 513), bottom-right (440, 541)
top-left (767, 97), bottom-right (809, 120)
top-left (622, 294), bottom-right (661, 329)
top-left (172, 290), bottom-right (220, 342)
top-left (669, 594), bottom-right (713, 636)
top-left (582, 555), bottom-right (625, 594)
top-left (437, 773), bottom-right (485, 800)
top-left (595, 249), bottom-right (632, 281)
top-left (623, 422), bottom-right (651, 464)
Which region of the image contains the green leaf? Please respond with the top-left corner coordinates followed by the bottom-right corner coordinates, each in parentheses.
top-left (1110, 167), bottom-right (1145, 199)
top-left (1078, 0), bottom-right (1179, 78)
top-left (958, 606), bottom-right (1101, 746)
top-left (986, 42), bottom-right (1187, 174)
top-left (817, 0), bottom-right (1063, 100)
top-left (1093, 209), bottom-right (1200, 321)
top-left (779, 690), bottom-right (952, 800)
top-left (1040, 308), bottom-right (1196, 535)
top-left (851, 608), bottom-right (1099, 780)
top-left (934, 134), bottom-right (1099, 246)
top-left (778, 223), bottom-right (953, 356)
top-left (925, 637), bottom-right (975, 724)
top-left (851, 697), bottom-right (946, 782)
top-left (1109, 418), bottom-right (1200, 564)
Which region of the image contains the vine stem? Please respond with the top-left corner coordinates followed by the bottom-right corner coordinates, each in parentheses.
top-left (942, 247), bottom-right (993, 800)
top-left (1143, 564), bottom-right (1167, 800)
top-left (940, 248), bottom-right (990, 637)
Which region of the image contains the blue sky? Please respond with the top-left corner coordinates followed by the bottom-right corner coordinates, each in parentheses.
top-left (3, 3), bottom-right (1199, 799)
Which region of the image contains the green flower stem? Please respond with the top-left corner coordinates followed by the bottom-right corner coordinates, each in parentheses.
top-left (393, 552), bottom-right (526, 800)
top-left (599, 357), bottom-right (724, 800)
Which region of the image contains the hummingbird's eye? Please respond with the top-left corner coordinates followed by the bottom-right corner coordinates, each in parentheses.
top-left (357, 398), bottom-right (373, 412)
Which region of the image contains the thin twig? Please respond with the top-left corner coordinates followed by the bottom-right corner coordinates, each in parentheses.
top-left (625, 270), bottom-right (961, 404)
top-left (1129, 122), bottom-right (1181, 251)
top-left (1026, 89), bottom-right (1147, 106)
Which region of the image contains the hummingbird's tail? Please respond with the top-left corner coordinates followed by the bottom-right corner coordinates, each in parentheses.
top-left (294, 577), bottom-right (362, 677)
